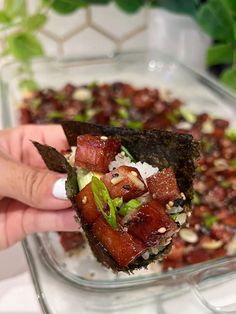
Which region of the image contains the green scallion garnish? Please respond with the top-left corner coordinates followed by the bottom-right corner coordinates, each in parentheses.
top-left (203, 214), bottom-right (218, 230)
top-left (192, 192), bottom-right (201, 205)
top-left (126, 121), bottom-right (143, 129)
top-left (118, 108), bottom-right (129, 119)
top-left (230, 159), bottom-right (236, 170)
top-left (119, 199), bottom-right (141, 216)
top-left (115, 97), bottom-right (131, 107)
top-left (91, 176), bottom-right (117, 229)
top-left (219, 180), bottom-right (230, 189)
top-left (121, 145), bottom-right (136, 162)
top-left (225, 128), bottom-right (236, 142)
top-left (46, 111), bottom-right (64, 119)
top-left (73, 114), bottom-right (87, 122)
top-left (179, 107), bottom-right (197, 124)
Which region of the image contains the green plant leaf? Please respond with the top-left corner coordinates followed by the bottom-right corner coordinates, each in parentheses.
top-left (0, 11), bottom-right (11, 24)
top-left (220, 67), bottom-right (236, 91)
top-left (114, 0), bottom-right (145, 14)
top-left (207, 43), bottom-right (234, 66)
top-left (85, 0), bottom-right (110, 3)
top-left (225, 0), bottom-right (236, 13)
top-left (4, 0), bottom-right (26, 17)
top-left (7, 32), bottom-right (44, 61)
top-left (197, 0), bottom-right (234, 42)
top-left (154, 0), bottom-right (199, 17)
top-left (24, 13), bottom-right (47, 31)
top-left (43, 0), bottom-right (87, 14)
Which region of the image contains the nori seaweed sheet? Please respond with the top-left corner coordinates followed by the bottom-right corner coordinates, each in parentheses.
top-left (33, 121), bottom-right (199, 272)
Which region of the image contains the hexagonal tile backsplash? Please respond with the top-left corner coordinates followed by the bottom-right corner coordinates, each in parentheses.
top-left (0, 0), bottom-right (148, 58)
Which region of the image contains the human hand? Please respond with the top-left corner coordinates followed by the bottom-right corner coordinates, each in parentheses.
top-left (0, 125), bottom-right (78, 250)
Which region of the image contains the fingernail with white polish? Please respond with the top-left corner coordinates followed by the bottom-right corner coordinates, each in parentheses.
top-left (52, 178), bottom-right (67, 200)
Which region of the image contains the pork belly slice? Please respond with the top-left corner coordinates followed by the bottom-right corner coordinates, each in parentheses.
top-left (102, 165), bottom-right (147, 201)
top-left (92, 216), bottom-right (146, 268)
top-left (146, 167), bottom-right (180, 205)
top-left (75, 134), bottom-right (121, 173)
top-left (76, 183), bottom-right (100, 225)
top-left (128, 200), bottom-right (178, 247)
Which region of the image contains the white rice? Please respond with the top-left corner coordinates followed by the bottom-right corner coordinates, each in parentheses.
top-left (109, 153), bottom-right (159, 182)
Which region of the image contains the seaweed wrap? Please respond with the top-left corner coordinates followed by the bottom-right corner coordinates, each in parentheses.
top-left (33, 121), bottom-right (199, 272)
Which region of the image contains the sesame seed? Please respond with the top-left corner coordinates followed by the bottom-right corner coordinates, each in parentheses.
top-left (82, 196), bottom-right (87, 204)
top-left (166, 204), bottom-right (171, 210)
top-left (123, 184), bottom-right (131, 190)
top-left (168, 201), bottom-right (174, 207)
top-left (120, 152), bottom-right (125, 156)
top-left (180, 192), bottom-right (186, 200)
top-left (111, 176), bottom-right (123, 185)
top-left (158, 227), bottom-right (166, 233)
top-left (112, 173), bottom-right (119, 178)
top-left (131, 171), bottom-right (138, 176)
top-left (100, 136), bottom-right (108, 140)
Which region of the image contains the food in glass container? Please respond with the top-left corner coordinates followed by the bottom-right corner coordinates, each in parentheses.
top-left (19, 81), bottom-right (236, 271)
top-left (33, 121), bottom-right (198, 272)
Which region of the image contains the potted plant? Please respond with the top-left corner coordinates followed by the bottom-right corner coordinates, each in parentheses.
top-left (0, 0), bottom-right (236, 91)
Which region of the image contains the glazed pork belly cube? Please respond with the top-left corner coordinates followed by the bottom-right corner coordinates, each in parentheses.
top-left (146, 167), bottom-right (180, 205)
top-left (76, 184), bottom-right (100, 225)
top-left (59, 231), bottom-right (85, 252)
top-left (102, 165), bottom-right (147, 201)
top-left (128, 200), bottom-right (178, 247)
top-left (92, 216), bottom-right (146, 267)
top-left (75, 134), bottom-right (121, 173)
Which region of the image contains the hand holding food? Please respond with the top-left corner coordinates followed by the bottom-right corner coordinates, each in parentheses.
top-left (34, 121), bottom-right (199, 271)
top-left (0, 125), bottom-right (78, 250)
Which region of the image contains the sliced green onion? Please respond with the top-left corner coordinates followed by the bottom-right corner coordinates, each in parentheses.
top-left (73, 114), bottom-right (87, 122)
top-left (121, 145), bottom-right (136, 162)
top-left (225, 128), bottom-right (236, 141)
top-left (126, 120), bottom-right (143, 129)
top-left (219, 180), bottom-right (230, 189)
top-left (166, 112), bottom-right (179, 124)
top-left (30, 98), bottom-right (41, 109)
top-left (203, 214), bottom-right (218, 230)
top-left (91, 176), bottom-right (117, 229)
top-left (112, 197), bottom-right (123, 208)
top-left (46, 111), bottom-right (64, 119)
top-left (230, 159), bottom-right (236, 170)
top-left (118, 108), bottom-right (129, 119)
top-left (55, 93), bottom-right (66, 102)
top-left (192, 192), bottom-right (201, 205)
top-left (179, 107), bottom-right (197, 124)
top-left (170, 213), bottom-right (178, 221)
top-left (196, 165), bottom-right (203, 173)
top-left (201, 139), bottom-right (213, 153)
top-left (119, 199), bottom-right (141, 216)
top-left (110, 120), bottom-right (121, 127)
top-left (115, 97), bottom-right (131, 107)
top-left (87, 81), bottom-right (98, 90)
top-left (86, 108), bottom-right (97, 119)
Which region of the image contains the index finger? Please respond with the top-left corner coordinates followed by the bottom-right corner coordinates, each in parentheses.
top-left (0, 124), bottom-right (69, 168)
top-left (23, 124), bottom-right (70, 168)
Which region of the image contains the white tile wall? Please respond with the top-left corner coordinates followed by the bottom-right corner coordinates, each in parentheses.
top-left (0, 1), bottom-right (147, 58)
top-left (91, 3), bottom-right (146, 40)
top-left (63, 27), bottom-right (115, 57)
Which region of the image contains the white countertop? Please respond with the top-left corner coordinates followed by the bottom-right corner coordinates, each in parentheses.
top-left (0, 244), bottom-right (41, 314)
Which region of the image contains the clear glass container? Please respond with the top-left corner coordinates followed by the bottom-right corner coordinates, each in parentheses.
top-left (1, 51), bottom-right (236, 314)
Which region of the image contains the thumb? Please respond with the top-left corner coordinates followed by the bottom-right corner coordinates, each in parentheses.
top-left (0, 156), bottom-right (71, 209)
